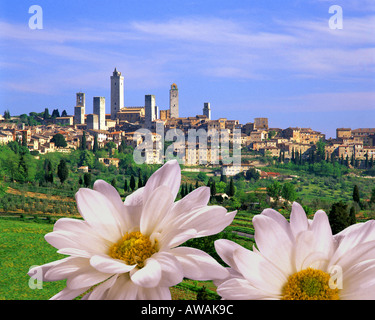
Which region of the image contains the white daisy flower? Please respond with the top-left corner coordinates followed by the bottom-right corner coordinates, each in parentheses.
top-left (214, 202), bottom-right (375, 300)
top-left (29, 160), bottom-right (235, 300)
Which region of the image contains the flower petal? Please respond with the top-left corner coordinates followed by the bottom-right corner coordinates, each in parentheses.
top-left (130, 258), bottom-right (162, 288)
top-left (159, 228), bottom-right (198, 249)
top-left (140, 185), bottom-right (174, 236)
top-left (67, 265), bottom-right (113, 290)
top-left (171, 246), bottom-right (228, 281)
top-left (124, 187), bottom-right (144, 206)
top-left (50, 286), bottom-right (91, 300)
top-left (171, 186), bottom-right (210, 216)
top-left (233, 246), bottom-right (286, 296)
top-left (93, 180), bottom-right (130, 231)
top-left (45, 229), bottom-right (110, 257)
top-left (143, 160), bottom-right (181, 202)
top-left (44, 257), bottom-right (88, 281)
top-left (90, 255), bottom-right (136, 274)
top-left (172, 206), bottom-right (236, 237)
top-left (105, 273), bottom-right (139, 300)
top-left (88, 274), bottom-right (119, 300)
top-left (28, 258), bottom-right (71, 282)
top-left (152, 251), bottom-right (184, 287)
top-left (253, 214), bottom-right (294, 275)
top-left (75, 188), bottom-right (122, 243)
top-left (217, 278), bottom-right (278, 300)
top-left (290, 202), bottom-right (309, 238)
top-left (214, 239), bottom-right (250, 271)
top-left (137, 286), bottom-right (172, 300)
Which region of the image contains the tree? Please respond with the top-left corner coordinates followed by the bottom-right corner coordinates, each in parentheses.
top-left (43, 108), bottom-right (50, 120)
top-left (79, 150), bottom-right (95, 168)
top-left (210, 180), bottom-right (217, 196)
top-left (197, 172), bottom-right (207, 182)
top-left (83, 172), bottom-right (92, 188)
top-left (349, 206), bottom-right (356, 225)
top-left (329, 202), bottom-right (350, 234)
top-left (43, 158), bottom-right (54, 183)
top-left (220, 172), bottom-right (227, 183)
top-left (129, 174), bottom-right (136, 191)
top-left (93, 135), bottom-right (99, 153)
top-left (316, 139), bottom-right (326, 162)
top-left (111, 177), bottom-right (117, 189)
top-left (51, 109), bottom-right (60, 118)
top-left (266, 181), bottom-right (282, 201)
top-left (227, 177), bottom-right (235, 197)
top-left (51, 133), bottom-right (67, 148)
top-left (3, 109), bottom-right (10, 120)
top-left (81, 131), bottom-right (87, 150)
top-left (57, 159), bottom-right (69, 184)
top-left (281, 182), bottom-right (297, 202)
top-left (61, 110), bottom-right (68, 117)
top-left (245, 168), bottom-right (260, 181)
top-left (138, 170), bottom-right (143, 188)
top-left (370, 187), bottom-right (375, 204)
top-left (124, 179), bottom-right (128, 192)
top-left (352, 185), bottom-right (360, 204)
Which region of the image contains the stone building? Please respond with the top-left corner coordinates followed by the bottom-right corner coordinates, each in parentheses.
top-left (111, 68), bottom-right (124, 120)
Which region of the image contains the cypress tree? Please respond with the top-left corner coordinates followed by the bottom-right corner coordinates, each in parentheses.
top-left (349, 206), bottom-right (357, 225)
top-left (228, 177), bottom-right (235, 197)
top-left (57, 159), bottom-right (69, 184)
top-left (130, 175), bottom-right (136, 191)
top-left (210, 180), bottom-right (217, 196)
top-left (352, 185), bottom-right (360, 204)
top-left (111, 177), bottom-right (117, 189)
top-left (83, 172), bottom-right (92, 188)
top-left (329, 202), bottom-right (349, 234)
top-left (93, 135), bottom-right (99, 153)
top-left (81, 131), bottom-right (87, 150)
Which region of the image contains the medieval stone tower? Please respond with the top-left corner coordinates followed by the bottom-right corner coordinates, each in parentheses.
top-left (169, 83), bottom-right (179, 118)
top-left (203, 102), bottom-right (211, 120)
top-left (110, 68), bottom-right (124, 120)
top-left (145, 94), bottom-right (156, 130)
top-left (93, 96), bottom-right (106, 130)
top-left (74, 92), bottom-right (85, 125)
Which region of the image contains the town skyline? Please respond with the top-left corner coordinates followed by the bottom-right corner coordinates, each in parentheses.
top-left (1, 1), bottom-right (375, 139)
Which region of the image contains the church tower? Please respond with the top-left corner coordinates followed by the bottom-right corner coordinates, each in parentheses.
top-left (111, 68), bottom-right (124, 120)
top-left (169, 83), bottom-right (179, 118)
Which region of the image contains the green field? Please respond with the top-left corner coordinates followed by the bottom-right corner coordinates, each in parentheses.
top-left (0, 218), bottom-right (66, 300)
top-left (0, 216), bottom-right (254, 300)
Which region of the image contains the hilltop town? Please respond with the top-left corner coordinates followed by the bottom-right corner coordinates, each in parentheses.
top-left (1, 68), bottom-right (374, 175)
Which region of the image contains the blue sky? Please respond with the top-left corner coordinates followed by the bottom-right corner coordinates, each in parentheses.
top-left (0, 0), bottom-right (374, 138)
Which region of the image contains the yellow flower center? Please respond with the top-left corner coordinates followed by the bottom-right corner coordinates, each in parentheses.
top-left (281, 268), bottom-right (340, 300)
top-left (109, 231), bottom-right (158, 268)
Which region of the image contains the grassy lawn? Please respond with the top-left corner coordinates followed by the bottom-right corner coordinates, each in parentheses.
top-left (0, 218), bottom-right (224, 300)
top-left (0, 218), bottom-right (66, 300)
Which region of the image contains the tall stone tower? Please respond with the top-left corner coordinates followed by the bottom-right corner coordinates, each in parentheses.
top-left (169, 83), bottom-right (179, 118)
top-left (76, 92), bottom-right (85, 108)
top-left (145, 94), bottom-right (156, 129)
top-left (74, 92), bottom-right (85, 125)
top-left (93, 97), bottom-right (106, 130)
top-left (203, 102), bottom-right (211, 120)
top-left (111, 68), bottom-right (124, 120)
